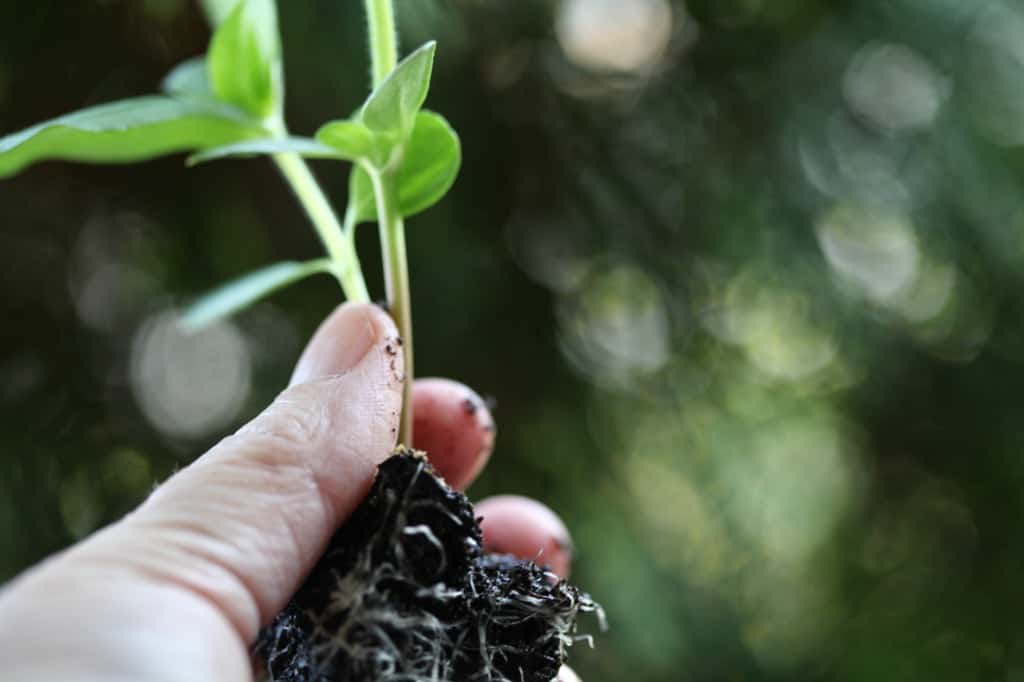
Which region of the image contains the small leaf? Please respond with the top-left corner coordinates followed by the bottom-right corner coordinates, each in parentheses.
top-left (360, 42), bottom-right (436, 135)
top-left (315, 120), bottom-right (377, 160)
top-left (393, 112), bottom-right (461, 215)
top-left (188, 137), bottom-right (342, 165)
top-left (351, 110), bottom-right (461, 222)
top-left (162, 57), bottom-right (213, 100)
top-left (180, 259), bottom-right (334, 332)
top-left (208, 0), bottom-right (281, 119)
top-left (0, 96), bottom-right (260, 179)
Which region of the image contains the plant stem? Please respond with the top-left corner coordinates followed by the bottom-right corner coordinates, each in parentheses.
top-left (364, 0), bottom-right (414, 445)
top-left (272, 152), bottom-right (370, 303)
top-left (198, 0), bottom-right (236, 26)
top-left (367, 165), bottom-right (413, 444)
top-left (364, 0), bottom-right (398, 88)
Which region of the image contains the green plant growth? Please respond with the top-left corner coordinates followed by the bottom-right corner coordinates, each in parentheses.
top-left (0, 0), bottom-right (461, 445)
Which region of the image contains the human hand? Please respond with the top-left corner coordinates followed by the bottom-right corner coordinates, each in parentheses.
top-left (0, 303), bottom-right (580, 682)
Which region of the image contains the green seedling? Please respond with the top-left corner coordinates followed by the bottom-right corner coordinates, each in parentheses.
top-left (0, 6), bottom-right (605, 676)
top-left (0, 0), bottom-right (461, 445)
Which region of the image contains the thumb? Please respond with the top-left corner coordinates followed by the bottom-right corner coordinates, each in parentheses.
top-left (66, 303), bottom-right (403, 642)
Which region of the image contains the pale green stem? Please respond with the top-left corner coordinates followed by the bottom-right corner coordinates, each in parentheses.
top-left (364, 0), bottom-right (398, 88)
top-left (367, 165), bottom-right (413, 444)
top-left (272, 152), bottom-right (370, 303)
top-left (364, 0), bottom-right (414, 445)
top-left (342, 202), bottom-right (360, 252)
top-left (198, 0), bottom-right (236, 26)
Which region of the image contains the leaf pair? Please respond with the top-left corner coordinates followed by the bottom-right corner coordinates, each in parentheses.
top-left (0, 0), bottom-right (279, 178)
top-left (194, 42), bottom-right (461, 223)
top-left (179, 41), bottom-right (461, 327)
top-left (333, 41), bottom-right (461, 223)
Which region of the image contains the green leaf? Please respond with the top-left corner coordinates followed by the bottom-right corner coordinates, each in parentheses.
top-left (315, 120), bottom-right (377, 160)
top-left (180, 259), bottom-right (334, 332)
top-left (162, 57), bottom-right (213, 100)
top-left (208, 0), bottom-right (281, 119)
top-left (188, 137), bottom-right (342, 165)
top-left (0, 96), bottom-right (260, 179)
top-left (351, 110), bottom-right (460, 221)
top-left (360, 41), bottom-right (436, 135)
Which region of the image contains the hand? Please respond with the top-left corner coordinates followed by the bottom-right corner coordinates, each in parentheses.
top-left (0, 304), bottom-right (580, 682)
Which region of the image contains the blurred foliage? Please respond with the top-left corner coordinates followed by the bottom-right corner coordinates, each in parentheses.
top-left (4, 1), bottom-right (1024, 681)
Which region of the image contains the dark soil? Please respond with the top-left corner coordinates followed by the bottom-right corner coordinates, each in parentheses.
top-left (254, 450), bottom-right (602, 682)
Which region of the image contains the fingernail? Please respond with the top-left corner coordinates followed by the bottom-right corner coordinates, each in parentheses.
top-left (291, 304), bottom-right (381, 384)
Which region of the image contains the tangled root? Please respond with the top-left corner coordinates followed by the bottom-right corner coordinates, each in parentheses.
top-left (255, 450), bottom-right (603, 682)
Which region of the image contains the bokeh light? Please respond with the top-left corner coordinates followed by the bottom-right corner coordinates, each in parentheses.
top-left (816, 204), bottom-right (919, 303)
top-left (558, 262), bottom-right (671, 385)
top-left (131, 311), bottom-right (252, 440)
top-left (843, 42), bottom-right (945, 133)
top-left (556, 0), bottom-right (674, 75)
top-left (965, 2), bottom-right (1024, 146)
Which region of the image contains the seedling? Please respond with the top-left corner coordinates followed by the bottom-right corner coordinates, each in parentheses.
top-left (0, 1), bottom-right (601, 678)
top-left (0, 0), bottom-right (460, 444)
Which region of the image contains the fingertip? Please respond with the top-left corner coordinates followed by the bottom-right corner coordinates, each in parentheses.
top-left (290, 302), bottom-right (400, 386)
top-left (412, 378), bottom-right (495, 490)
top-left (475, 495), bottom-right (573, 579)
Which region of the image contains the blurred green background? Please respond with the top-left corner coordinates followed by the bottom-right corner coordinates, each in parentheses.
top-left (5, 0), bottom-right (1024, 680)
